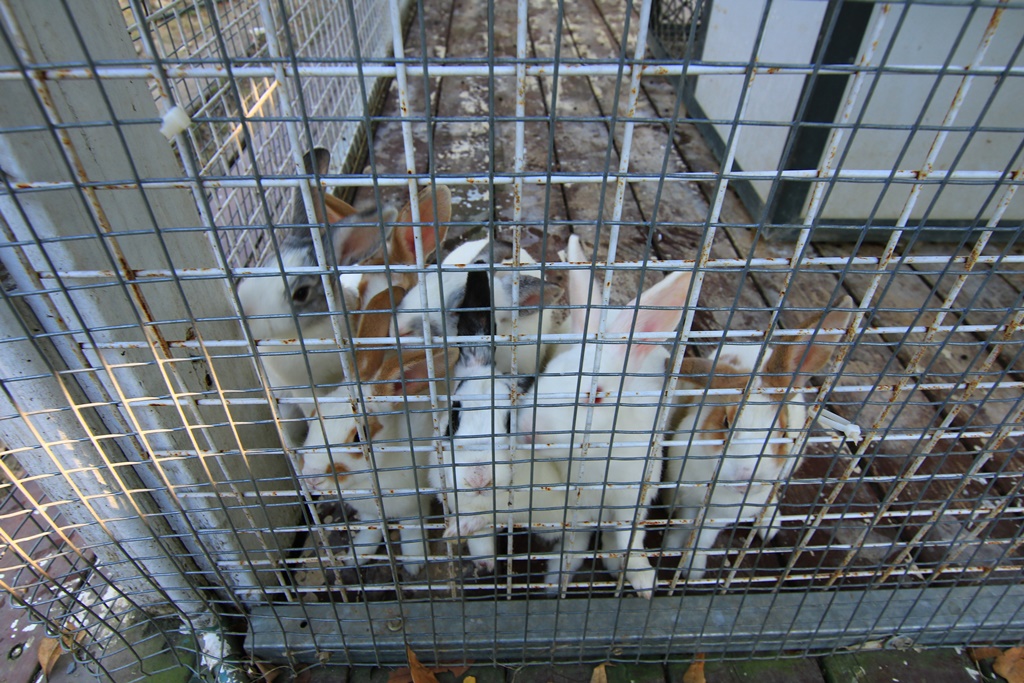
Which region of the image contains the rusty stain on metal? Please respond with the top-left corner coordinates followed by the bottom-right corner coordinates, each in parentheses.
top-left (984, 5), bottom-right (1006, 43)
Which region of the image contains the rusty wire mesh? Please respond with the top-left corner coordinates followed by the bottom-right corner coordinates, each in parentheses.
top-left (0, 0), bottom-right (1023, 678)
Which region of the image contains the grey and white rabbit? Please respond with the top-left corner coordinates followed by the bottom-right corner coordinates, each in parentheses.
top-left (237, 147), bottom-right (450, 440)
top-left (663, 298), bottom-right (853, 579)
top-left (431, 269), bottom-right (567, 573)
top-left (517, 235), bottom-right (692, 598)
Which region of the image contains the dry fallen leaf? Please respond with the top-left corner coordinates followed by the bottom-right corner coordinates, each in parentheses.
top-left (682, 653), bottom-right (706, 683)
top-left (969, 647), bottom-right (1003, 662)
top-left (388, 648), bottom-right (471, 683)
top-left (38, 636), bottom-right (64, 678)
top-left (464, 677), bottom-right (477, 683)
top-left (389, 664), bottom-right (471, 683)
top-left (252, 659), bottom-right (284, 683)
top-left (995, 647), bottom-right (1024, 683)
top-left (408, 646), bottom-right (439, 683)
top-left (591, 662), bottom-right (609, 683)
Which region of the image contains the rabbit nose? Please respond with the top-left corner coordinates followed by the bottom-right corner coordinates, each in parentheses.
top-left (464, 467), bottom-right (492, 491)
top-left (720, 465), bottom-right (755, 486)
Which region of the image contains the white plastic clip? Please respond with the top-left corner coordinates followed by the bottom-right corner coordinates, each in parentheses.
top-left (816, 408), bottom-right (863, 444)
top-left (159, 106), bottom-right (192, 140)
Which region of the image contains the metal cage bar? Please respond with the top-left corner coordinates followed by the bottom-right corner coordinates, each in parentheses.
top-left (0, 0), bottom-right (1022, 678)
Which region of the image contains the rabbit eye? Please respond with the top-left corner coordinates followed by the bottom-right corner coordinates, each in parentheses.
top-left (292, 284), bottom-right (312, 305)
top-left (504, 412), bottom-right (511, 433)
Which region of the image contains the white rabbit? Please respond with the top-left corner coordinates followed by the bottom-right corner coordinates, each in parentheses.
top-left (391, 238), bottom-right (563, 376)
top-left (517, 235), bottom-right (692, 599)
top-left (663, 298), bottom-right (854, 579)
top-left (300, 288), bottom-right (458, 575)
top-left (237, 147), bottom-right (450, 418)
top-left (431, 270), bottom-right (567, 573)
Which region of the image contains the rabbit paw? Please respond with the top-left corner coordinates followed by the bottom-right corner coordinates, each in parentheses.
top-left (627, 568), bottom-right (656, 600)
top-left (677, 552), bottom-right (708, 580)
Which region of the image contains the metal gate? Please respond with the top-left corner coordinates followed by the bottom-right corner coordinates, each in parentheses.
top-left (1, 0), bottom-right (1022, 679)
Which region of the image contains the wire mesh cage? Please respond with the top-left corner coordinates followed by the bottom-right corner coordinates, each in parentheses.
top-left (1, 0), bottom-right (1023, 680)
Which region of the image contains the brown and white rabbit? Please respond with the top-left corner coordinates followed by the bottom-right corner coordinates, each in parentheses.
top-left (299, 288), bottom-right (458, 575)
top-left (237, 148), bottom-right (449, 441)
top-left (517, 235), bottom-right (692, 598)
top-left (663, 298), bottom-right (854, 579)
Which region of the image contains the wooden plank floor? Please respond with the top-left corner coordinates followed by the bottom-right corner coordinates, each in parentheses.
top-left (318, 0), bottom-right (1024, 597)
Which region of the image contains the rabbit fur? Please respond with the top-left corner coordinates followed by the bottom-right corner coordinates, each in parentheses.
top-left (431, 270), bottom-right (567, 573)
top-left (392, 238), bottom-right (563, 376)
top-left (663, 298), bottom-right (853, 579)
top-left (237, 148), bottom-right (450, 433)
top-left (517, 234), bottom-right (692, 598)
top-left (299, 287), bottom-right (458, 575)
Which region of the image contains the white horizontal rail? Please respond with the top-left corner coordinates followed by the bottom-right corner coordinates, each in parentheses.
top-left (70, 320), bottom-right (1024, 353)
top-left (40, 250), bottom-right (1024, 282)
top-left (7, 168), bottom-right (1022, 193)
top-left (185, 503), bottom-right (1022, 531)
top-left (16, 423), bottom-right (1018, 459)
top-left (256, 563), bottom-right (1020, 595)
top-left (95, 377), bottom-right (1020, 405)
top-left (1, 61), bottom-right (1021, 81)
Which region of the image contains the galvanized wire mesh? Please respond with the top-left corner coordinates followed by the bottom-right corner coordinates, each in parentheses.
top-left (0, 0), bottom-right (1023, 679)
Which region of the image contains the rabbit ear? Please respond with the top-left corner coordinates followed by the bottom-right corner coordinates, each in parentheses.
top-left (390, 185), bottom-right (452, 265)
top-left (304, 147), bottom-right (331, 176)
top-left (608, 270), bottom-right (691, 368)
top-left (493, 273), bottom-right (562, 312)
top-left (514, 275), bottom-right (562, 310)
top-left (297, 148), bottom-right (358, 226)
top-left (566, 235), bottom-right (601, 335)
top-left (330, 224), bottom-right (385, 267)
top-left (677, 357), bottom-right (716, 388)
top-left (323, 194), bottom-right (359, 222)
top-left (299, 148), bottom-right (378, 264)
top-left (457, 270), bottom-right (494, 339)
top-left (764, 295), bottom-right (854, 387)
top-left (354, 287), bottom-right (406, 381)
top-left (377, 346), bottom-right (458, 397)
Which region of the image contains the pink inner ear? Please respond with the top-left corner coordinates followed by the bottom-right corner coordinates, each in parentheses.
top-left (335, 225), bottom-right (382, 266)
top-left (566, 235), bottom-right (601, 335)
top-left (518, 291), bottom-right (542, 309)
top-left (394, 186), bottom-right (450, 259)
top-left (398, 223), bottom-right (438, 258)
top-left (611, 271), bottom-right (689, 337)
top-left (384, 349), bottom-right (446, 396)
